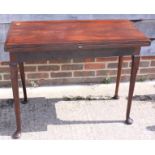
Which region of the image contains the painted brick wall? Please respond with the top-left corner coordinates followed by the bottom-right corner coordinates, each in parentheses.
top-left (0, 14), bottom-right (155, 87)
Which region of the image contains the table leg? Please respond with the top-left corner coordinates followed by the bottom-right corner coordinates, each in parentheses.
top-left (19, 62), bottom-right (28, 104)
top-left (113, 56), bottom-right (123, 99)
top-left (125, 55), bottom-right (140, 125)
top-left (10, 62), bottom-right (21, 139)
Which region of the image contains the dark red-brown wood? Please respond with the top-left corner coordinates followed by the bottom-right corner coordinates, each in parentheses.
top-left (4, 20), bottom-right (150, 139)
top-left (5, 20), bottom-right (150, 52)
top-left (19, 62), bottom-right (27, 103)
top-left (113, 56), bottom-right (123, 99)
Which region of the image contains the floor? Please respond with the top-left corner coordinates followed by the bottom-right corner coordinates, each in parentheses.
top-left (0, 81), bottom-right (155, 140)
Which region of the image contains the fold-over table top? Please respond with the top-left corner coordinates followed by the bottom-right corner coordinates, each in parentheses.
top-left (5, 20), bottom-right (150, 52)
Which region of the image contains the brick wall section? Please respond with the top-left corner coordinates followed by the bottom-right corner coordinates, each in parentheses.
top-left (0, 56), bottom-right (155, 87)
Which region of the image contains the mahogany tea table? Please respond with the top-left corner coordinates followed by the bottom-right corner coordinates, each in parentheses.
top-left (4, 20), bottom-right (150, 139)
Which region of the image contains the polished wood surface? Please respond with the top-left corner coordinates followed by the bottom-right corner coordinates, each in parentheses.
top-left (5, 20), bottom-right (150, 52)
top-left (4, 20), bottom-right (150, 139)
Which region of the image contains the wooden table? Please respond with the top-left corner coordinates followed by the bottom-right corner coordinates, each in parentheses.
top-left (4, 20), bottom-right (150, 139)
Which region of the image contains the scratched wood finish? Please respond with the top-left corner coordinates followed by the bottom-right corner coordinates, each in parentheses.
top-left (5, 20), bottom-right (150, 52)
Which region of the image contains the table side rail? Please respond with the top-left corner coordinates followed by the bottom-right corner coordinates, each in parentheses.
top-left (9, 47), bottom-right (140, 62)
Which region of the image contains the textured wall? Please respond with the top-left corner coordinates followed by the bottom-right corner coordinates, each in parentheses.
top-left (1, 56), bottom-right (155, 87)
top-left (0, 14), bottom-right (155, 61)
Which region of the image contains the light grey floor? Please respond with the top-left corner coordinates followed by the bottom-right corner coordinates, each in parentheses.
top-left (0, 81), bottom-right (155, 140)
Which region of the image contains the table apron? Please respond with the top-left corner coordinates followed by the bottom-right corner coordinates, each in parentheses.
top-left (10, 47), bottom-right (140, 62)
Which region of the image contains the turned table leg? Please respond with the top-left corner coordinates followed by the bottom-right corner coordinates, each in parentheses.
top-left (10, 62), bottom-right (21, 139)
top-left (19, 62), bottom-right (27, 104)
top-left (113, 56), bottom-right (123, 99)
top-left (125, 55), bottom-right (140, 125)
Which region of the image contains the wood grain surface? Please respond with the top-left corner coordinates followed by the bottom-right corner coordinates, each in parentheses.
top-left (5, 20), bottom-right (150, 52)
